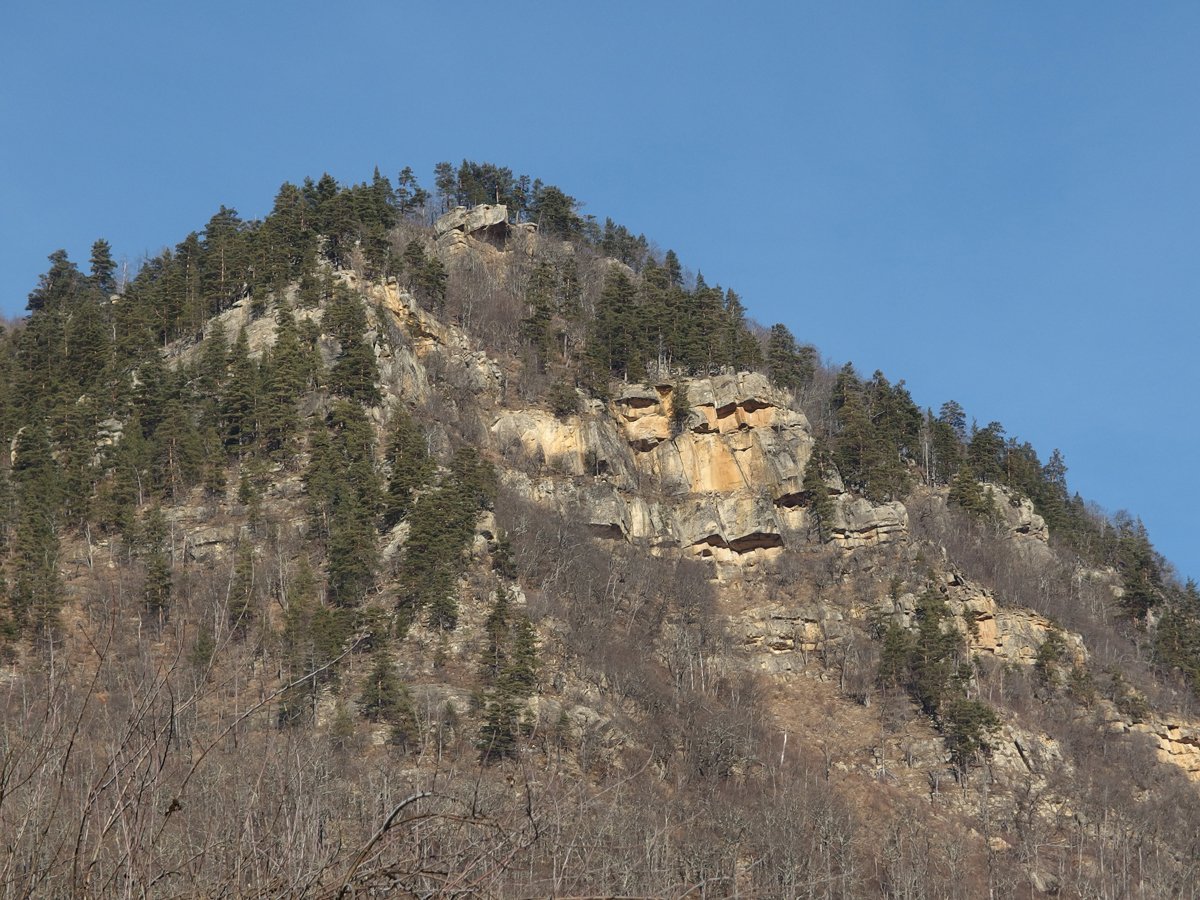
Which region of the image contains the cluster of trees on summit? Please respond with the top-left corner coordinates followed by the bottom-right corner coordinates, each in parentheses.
top-left (2, 157), bottom-right (1198, 724)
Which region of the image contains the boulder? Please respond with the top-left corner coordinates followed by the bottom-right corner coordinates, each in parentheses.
top-left (434, 204), bottom-right (509, 239)
top-left (830, 497), bottom-right (908, 548)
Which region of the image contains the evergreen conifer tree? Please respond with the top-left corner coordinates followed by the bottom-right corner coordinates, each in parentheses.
top-left (382, 406), bottom-right (433, 529)
top-left (326, 491), bottom-right (378, 607)
top-left (326, 286), bottom-right (380, 405)
top-left (10, 423), bottom-right (64, 635)
top-left (589, 269), bottom-right (642, 380)
top-left (358, 644), bottom-right (417, 748)
top-left (140, 506), bottom-right (172, 623)
top-left (221, 327), bottom-right (260, 456)
top-left (802, 442), bottom-right (836, 542)
top-left (259, 305), bottom-right (306, 459)
top-left (89, 239), bottom-right (117, 295)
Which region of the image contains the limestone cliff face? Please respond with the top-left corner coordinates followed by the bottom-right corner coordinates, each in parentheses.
top-left (493, 372), bottom-right (821, 565)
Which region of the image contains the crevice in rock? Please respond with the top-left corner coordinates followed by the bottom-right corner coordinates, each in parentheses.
top-left (587, 523), bottom-right (626, 540)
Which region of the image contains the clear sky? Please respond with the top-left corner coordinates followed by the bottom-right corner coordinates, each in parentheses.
top-left (2, 2), bottom-right (1198, 580)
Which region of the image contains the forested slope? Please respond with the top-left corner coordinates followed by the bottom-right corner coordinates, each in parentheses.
top-left (0, 163), bottom-right (1198, 897)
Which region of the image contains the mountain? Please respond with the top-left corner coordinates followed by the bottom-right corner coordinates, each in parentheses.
top-left (1, 164), bottom-right (1198, 898)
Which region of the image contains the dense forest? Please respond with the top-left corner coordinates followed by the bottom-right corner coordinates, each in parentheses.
top-left (1, 161), bottom-right (1198, 896)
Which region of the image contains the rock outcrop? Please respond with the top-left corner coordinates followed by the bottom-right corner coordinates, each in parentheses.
top-left (434, 204), bottom-right (524, 258)
top-left (435, 204), bottom-right (510, 239)
top-left (885, 569), bottom-right (1087, 667)
top-left (989, 483), bottom-right (1050, 543)
top-left (493, 373), bottom-right (818, 566)
top-left (829, 496), bottom-right (908, 549)
top-left (732, 602), bottom-right (844, 672)
top-left (1129, 721), bottom-right (1200, 779)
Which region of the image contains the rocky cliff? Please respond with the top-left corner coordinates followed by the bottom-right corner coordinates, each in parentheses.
top-left (162, 243), bottom-right (1200, 800)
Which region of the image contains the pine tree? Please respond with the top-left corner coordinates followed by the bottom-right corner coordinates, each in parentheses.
top-left (1115, 518), bottom-right (1162, 621)
top-left (259, 305), bottom-right (306, 459)
top-left (27, 249), bottom-right (82, 313)
top-left (928, 405), bottom-right (964, 486)
top-left (326, 491), bottom-right (378, 607)
top-left (416, 256), bottom-right (447, 314)
top-left (221, 327), bottom-right (259, 456)
top-left (433, 161), bottom-right (457, 212)
top-left (529, 184), bottom-right (582, 239)
top-left (304, 400), bottom-right (381, 606)
top-left (96, 413), bottom-right (151, 534)
top-left (382, 406), bottom-right (433, 529)
top-left (152, 373), bottom-right (204, 498)
top-left (199, 425), bottom-right (227, 498)
top-left (63, 287), bottom-right (112, 392)
top-left (303, 423), bottom-right (339, 536)
top-left (1155, 580), bottom-right (1200, 691)
top-left (396, 451), bottom-right (493, 633)
top-left (279, 557), bottom-right (349, 726)
top-left (949, 466), bottom-right (995, 519)
top-left (195, 320), bottom-right (229, 415)
top-left (876, 620), bottom-right (914, 690)
top-left (478, 694), bottom-right (525, 762)
top-left (670, 382), bottom-right (691, 436)
top-left (723, 289), bottom-right (762, 372)
top-left (941, 699), bottom-right (1000, 773)
top-left (200, 207), bottom-right (247, 311)
top-left (9, 423), bottom-right (63, 635)
top-left (967, 421), bottom-right (1006, 483)
top-left (1034, 627), bottom-right (1069, 690)
top-left (663, 250), bottom-right (683, 287)
top-left (766, 323), bottom-right (816, 395)
top-left (520, 261), bottom-right (556, 369)
top-left (89, 239), bottom-right (117, 294)
top-left (908, 587), bottom-right (964, 716)
top-left (589, 269), bottom-right (642, 380)
top-left (802, 442), bottom-right (836, 543)
top-left (480, 586), bottom-right (514, 682)
top-left (396, 166), bottom-right (429, 218)
top-left (477, 587), bottom-right (538, 762)
top-left (140, 506), bottom-right (172, 623)
top-left (53, 397), bottom-right (100, 526)
top-left (326, 286), bottom-right (380, 405)
top-left (504, 615), bottom-right (538, 698)
top-left (358, 645), bottom-right (417, 749)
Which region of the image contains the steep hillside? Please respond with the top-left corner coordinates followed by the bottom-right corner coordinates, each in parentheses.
top-left (1, 165), bottom-right (1198, 897)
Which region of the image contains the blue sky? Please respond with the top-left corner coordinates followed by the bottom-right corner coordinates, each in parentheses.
top-left (2, 2), bottom-right (1198, 580)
